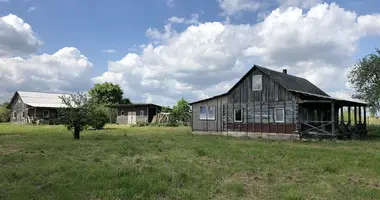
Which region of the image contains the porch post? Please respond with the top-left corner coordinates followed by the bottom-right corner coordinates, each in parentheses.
top-left (354, 106), bottom-right (357, 133)
top-left (340, 106), bottom-right (344, 124)
top-left (358, 106), bottom-right (362, 124)
top-left (364, 106), bottom-right (367, 131)
top-left (331, 102), bottom-right (335, 134)
top-left (348, 106), bottom-right (351, 125)
top-left (34, 107), bottom-right (37, 118)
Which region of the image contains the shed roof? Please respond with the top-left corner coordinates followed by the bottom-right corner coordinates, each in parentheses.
top-left (107, 103), bottom-right (163, 108)
top-left (11, 91), bottom-right (70, 108)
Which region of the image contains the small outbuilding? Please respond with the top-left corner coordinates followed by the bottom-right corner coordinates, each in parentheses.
top-left (108, 103), bottom-right (163, 125)
top-left (190, 65), bottom-right (368, 139)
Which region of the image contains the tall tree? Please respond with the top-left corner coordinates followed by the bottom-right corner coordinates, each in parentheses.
top-left (171, 98), bottom-right (191, 122)
top-left (88, 82), bottom-right (123, 104)
top-left (348, 49), bottom-right (380, 115)
top-left (120, 98), bottom-right (132, 104)
top-left (59, 93), bottom-right (92, 139)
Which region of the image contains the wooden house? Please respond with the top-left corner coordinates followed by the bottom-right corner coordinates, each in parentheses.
top-left (10, 91), bottom-right (69, 124)
top-left (190, 65), bottom-right (368, 139)
top-left (108, 104), bottom-right (162, 125)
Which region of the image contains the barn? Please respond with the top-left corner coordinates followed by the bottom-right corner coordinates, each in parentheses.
top-left (10, 91), bottom-right (69, 124)
top-left (190, 65), bottom-right (368, 139)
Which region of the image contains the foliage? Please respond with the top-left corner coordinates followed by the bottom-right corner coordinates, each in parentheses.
top-left (120, 98), bottom-right (132, 104)
top-left (88, 106), bottom-right (108, 130)
top-left (3, 124), bottom-right (380, 199)
top-left (88, 82), bottom-right (123, 104)
top-left (171, 98), bottom-right (191, 122)
top-left (58, 93), bottom-right (93, 139)
top-left (0, 103), bottom-right (10, 123)
top-left (348, 49), bottom-right (380, 115)
top-left (161, 106), bottom-right (171, 113)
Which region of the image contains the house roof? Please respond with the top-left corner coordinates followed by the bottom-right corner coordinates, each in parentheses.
top-left (190, 65), bottom-right (366, 106)
top-left (227, 65), bottom-right (329, 97)
top-left (11, 91), bottom-right (70, 108)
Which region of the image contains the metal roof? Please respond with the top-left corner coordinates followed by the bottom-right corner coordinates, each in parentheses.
top-left (12, 91), bottom-right (71, 108)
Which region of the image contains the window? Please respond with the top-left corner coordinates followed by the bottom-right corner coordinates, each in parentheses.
top-left (121, 111), bottom-right (125, 116)
top-left (13, 111), bottom-right (16, 119)
top-left (199, 106), bottom-right (216, 120)
top-left (43, 110), bottom-right (49, 119)
top-left (140, 110), bottom-right (144, 116)
top-left (22, 111), bottom-right (25, 119)
top-left (200, 106), bottom-right (207, 120)
top-left (234, 109), bottom-right (243, 122)
top-left (275, 108), bottom-right (284, 123)
top-left (208, 106), bottom-right (216, 120)
top-left (252, 75), bottom-right (262, 91)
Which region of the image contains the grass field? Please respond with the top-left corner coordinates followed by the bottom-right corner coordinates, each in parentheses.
top-left (1, 124), bottom-right (380, 199)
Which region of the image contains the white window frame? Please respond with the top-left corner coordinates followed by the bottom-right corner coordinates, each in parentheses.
top-left (43, 110), bottom-right (50, 119)
top-left (121, 111), bottom-right (125, 116)
top-left (275, 108), bottom-right (285, 123)
top-left (199, 106), bottom-right (207, 120)
top-left (252, 75), bottom-right (262, 91)
top-left (140, 110), bottom-right (144, 116)
top-left (234, 108), bottom-right (243, 123)
top-left (207, 106), bottom-right (216, 120)
top-left (13, 111), bottom-right (16, 119)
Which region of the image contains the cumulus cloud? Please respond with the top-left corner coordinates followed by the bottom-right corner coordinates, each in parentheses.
top-left (0, 14), bottom-right (42, 58)
top-left (94, 3), bottom-right (380, 105)
top-left (0, 47), bottom-right (93, 95)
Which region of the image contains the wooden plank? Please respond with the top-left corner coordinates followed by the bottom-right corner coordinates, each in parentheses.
top-left (348, 106), bottom-right (351, 125)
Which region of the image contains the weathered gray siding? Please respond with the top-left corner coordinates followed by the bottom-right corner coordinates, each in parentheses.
top-left (117, 107), bottom-right (149, 124)
top-left (192, 68), bottom-right (298, 134)
top-left (10, 94), bottom-right (27, 123)
top-left (192, 95), bottom-right (228, 132)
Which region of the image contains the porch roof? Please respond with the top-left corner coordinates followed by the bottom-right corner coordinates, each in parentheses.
top-left (107, 103), bottom-right (163, 108)
top-left (292, 90), bottom-right (368, 106)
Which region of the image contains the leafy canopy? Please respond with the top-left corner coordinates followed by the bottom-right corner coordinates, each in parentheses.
top-left (88, 82), bottom-right (123, 104)
top-left (348, 49), bottom-right (380, 115)
top-left (171, 98), bottom-right (191, 122)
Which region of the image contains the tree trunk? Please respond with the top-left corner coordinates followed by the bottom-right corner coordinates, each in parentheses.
top-left (74, 127), bottom-right (80, 140)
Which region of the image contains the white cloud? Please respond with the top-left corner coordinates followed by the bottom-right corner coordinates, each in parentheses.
top-left (277, 0), bottom-right (322, 9)
top-left (0, 47), bottom-right (93, 96)
top-left (168, 14), bottom-right (200, 25)
top-left (0, 14), bottom-right (42, 58)
top-left (94, 3), bottom-right (380, 105)
top-left (358, 14), bottom-right (380, 36)
top-left (218, 0), bottom-right (261, 16)
top-left (166, 0), bottom-right (175, 7)
top-left (27, 6), bottom-right (36, 12)
top-left (102, 49), bottom-right (117, 53)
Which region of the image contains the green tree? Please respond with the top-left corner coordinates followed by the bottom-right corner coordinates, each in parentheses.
top-left (171, 98), bottom-right (191, 122)
top-left (0, 102), bottom-right (10, 123)
top-left (348, 49), bottom-right (380, 116)
top-left (59, 93), bottom-right (93, 139)
top-left (88, 82), bottom-right (123, 104)
top-left (120, 98), bottom-right (132, 104)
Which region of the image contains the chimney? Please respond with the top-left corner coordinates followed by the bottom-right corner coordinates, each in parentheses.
top-left (283, 69), bottom-right (287, 74)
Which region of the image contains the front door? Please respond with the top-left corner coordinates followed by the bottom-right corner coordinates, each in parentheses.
top-left (128, 112), bottom-right (136, 124)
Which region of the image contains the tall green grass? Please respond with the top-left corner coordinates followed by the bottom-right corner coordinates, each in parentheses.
top-left (1, 123), bottom-right (380, 199)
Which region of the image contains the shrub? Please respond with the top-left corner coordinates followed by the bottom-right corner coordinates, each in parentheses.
top-left (0, 106), bottom-right (10, 123)
top-left (88, 107), bottom-right (108, 130)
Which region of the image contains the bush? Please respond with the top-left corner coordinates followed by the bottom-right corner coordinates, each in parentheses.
top-left (88, 107), bottom-right (108, 129)
top-left (0, 106), bottom-right (10, 123)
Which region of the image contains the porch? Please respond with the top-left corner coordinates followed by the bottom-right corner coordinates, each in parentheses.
top-left (298, 99), bottom-right (367, 138)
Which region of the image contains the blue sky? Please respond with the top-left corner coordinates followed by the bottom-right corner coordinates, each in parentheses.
top-left (1, 0), bottom-right (380, 105)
